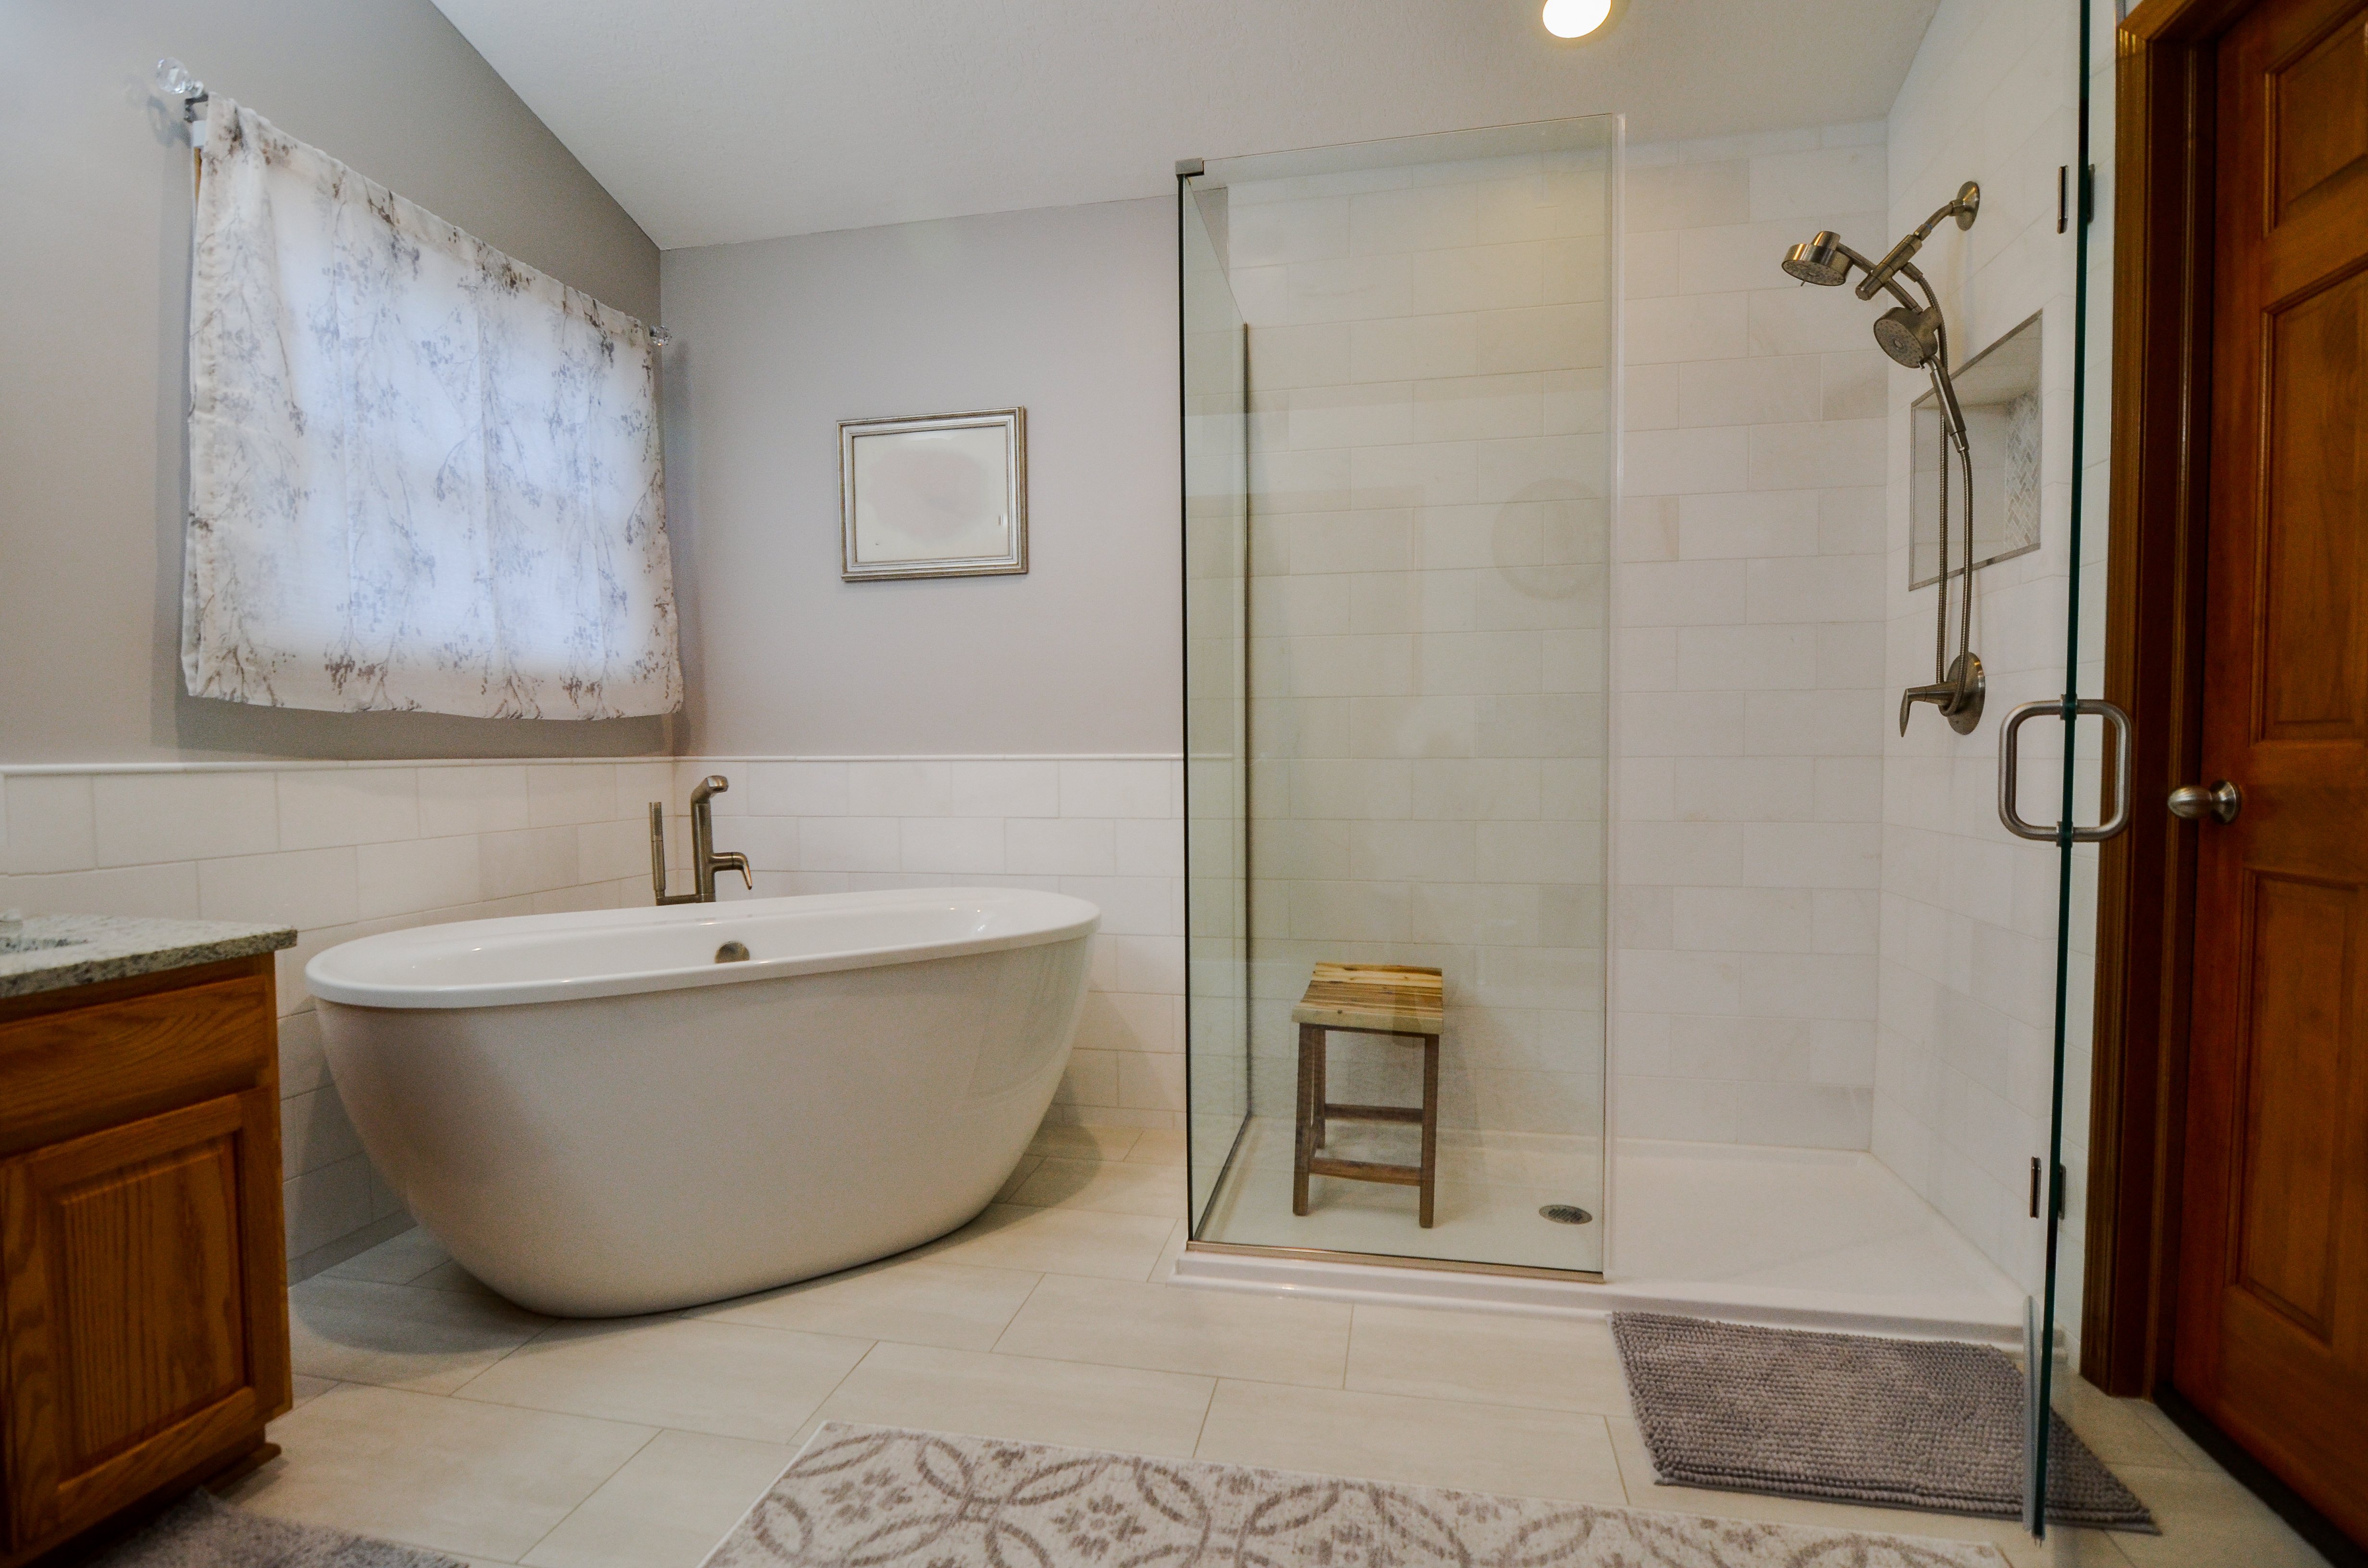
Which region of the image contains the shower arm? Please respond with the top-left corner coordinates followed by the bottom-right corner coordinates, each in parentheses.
top-left (1856, 192), bottom-right (1980, 303)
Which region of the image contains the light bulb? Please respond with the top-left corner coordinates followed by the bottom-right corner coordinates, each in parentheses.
top-left (1542, 0), bottom-right (1612, 38)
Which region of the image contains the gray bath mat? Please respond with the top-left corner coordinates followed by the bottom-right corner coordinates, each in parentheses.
top-left (704, 1421), bottom-right (2010, 1566)
top-left (1612, 1313), bottom-right (2156, 1531)
top-left (92, 1490), bottom-right (459, 1568)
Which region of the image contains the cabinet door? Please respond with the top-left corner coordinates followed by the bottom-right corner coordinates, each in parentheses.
top-left (1, 1089), bottom-right (288, 1551)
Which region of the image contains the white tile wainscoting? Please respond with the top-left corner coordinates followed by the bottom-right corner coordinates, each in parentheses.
top-left (0, 756), bottom-right (1184, 1278)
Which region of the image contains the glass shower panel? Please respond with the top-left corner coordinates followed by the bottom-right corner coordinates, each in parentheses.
top-left (1183, 118), bottom-right (1617, 1275)
top-left (1180, 184), bottom-right (1252, 1231)
top-left (2032, 0), bottom-right (2120, 1531)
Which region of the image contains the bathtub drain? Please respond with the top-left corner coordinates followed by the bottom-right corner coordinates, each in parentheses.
top-left (1538, 1204), bottom-right (1593, 1225)
top-left (715, 941), bottom-right (750, 963)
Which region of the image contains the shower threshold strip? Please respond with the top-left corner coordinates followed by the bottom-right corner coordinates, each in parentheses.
top-left (1172, 1241), bottom-right (2023, 1345)
top-left (1182, 1238), bottom-right (1605, 1284)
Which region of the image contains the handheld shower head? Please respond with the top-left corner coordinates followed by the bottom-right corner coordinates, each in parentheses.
top-left (1781, 232), bottom-right (1851, 286)
top-left (1872, 304), bottom-right (1940, 368)
top-left (1775, 184), bottom-right (1986, 739)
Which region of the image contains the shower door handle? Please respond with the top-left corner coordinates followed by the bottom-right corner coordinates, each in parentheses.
top-left (1998, 698), bottom-right (2133, 843)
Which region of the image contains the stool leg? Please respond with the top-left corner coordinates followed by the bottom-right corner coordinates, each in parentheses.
top-left (1418, 1034), bottom-right (1440, 1228)
top-left (1312, 1029), bottom-right (1328, 1151)
top-left (1293, 1023), bottom-right (1317, 1216)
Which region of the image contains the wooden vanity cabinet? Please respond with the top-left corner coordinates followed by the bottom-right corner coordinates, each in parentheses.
top-left (0, 955), bottom-right (291, 1566)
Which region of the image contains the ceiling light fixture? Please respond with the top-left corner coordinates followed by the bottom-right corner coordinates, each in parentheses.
top-left (1542, 0), bottom-right (1612, 38)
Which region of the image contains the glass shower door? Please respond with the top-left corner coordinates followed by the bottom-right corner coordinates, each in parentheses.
top-left (2018, 0), bottom-right (2121, 1530)
top-left (1179, 118), bottom-right (1616, 1276)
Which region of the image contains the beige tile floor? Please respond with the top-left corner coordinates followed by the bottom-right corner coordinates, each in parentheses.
top-left (228, 1123), bottom-right (2336, 1568)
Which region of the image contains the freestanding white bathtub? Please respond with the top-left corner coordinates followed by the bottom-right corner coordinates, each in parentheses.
top-left (307, 887), bottom-right (1099, 1316)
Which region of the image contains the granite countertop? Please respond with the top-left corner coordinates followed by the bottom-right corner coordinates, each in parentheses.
top-left (0, 913), bottom-right (299, 1000)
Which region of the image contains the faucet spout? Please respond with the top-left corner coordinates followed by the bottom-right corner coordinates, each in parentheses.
top-left (649, 775), bottom-right (751, 904)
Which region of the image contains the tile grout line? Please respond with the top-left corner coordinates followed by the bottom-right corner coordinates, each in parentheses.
top-left (805, 1336), bottom-right (893, 1425)
top-left (984, 1271), bottom-right (1056, 1358)
top-left (1600, 1409), bottom-right (1641, 1507)
top-left (1339, 1302), bottom-right (1360, 1392)
top-left (1186, 1372), bottom-right (1223, 1460)
top-left (510, 1423), bottom-right (669, 1567)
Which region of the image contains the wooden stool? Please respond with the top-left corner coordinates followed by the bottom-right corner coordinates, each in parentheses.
top-left (1291, 962), bottom-right (1443, 1228)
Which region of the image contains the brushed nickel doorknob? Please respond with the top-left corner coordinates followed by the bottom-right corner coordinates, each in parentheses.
top-left (2167, 781), bottom-right (2241, 823)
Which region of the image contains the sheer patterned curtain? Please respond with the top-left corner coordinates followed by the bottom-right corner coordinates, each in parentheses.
top-left (183, 98), bottom-right (681, 719)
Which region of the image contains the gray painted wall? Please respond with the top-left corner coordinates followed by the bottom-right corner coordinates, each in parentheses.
top-left (659, 197), bottom-right (1182, 758)
top-left (0, 0), bottom-right (666, 763)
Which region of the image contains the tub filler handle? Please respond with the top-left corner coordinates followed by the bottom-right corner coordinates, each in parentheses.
top-left (650, 776), bottom-right (754, 905)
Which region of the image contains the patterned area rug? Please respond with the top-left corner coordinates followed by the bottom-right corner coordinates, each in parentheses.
top-left (706, 1423), bottom-right (2011, 1567)
top-left (1612, 1313), bottom-right (2156, 1531)
top-left (93, 1490), bottom-right (458, 1568)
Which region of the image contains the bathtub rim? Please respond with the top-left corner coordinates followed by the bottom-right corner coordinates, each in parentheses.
top-left (305, 885), bottom-right (1102, 1011)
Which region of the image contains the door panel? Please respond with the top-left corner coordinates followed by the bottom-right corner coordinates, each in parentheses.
top-left (2270, 4), bottom-right (2368, 220)
top-left (2258, 269), bottom-right (2366, 738)
top-left (2231, 872), bottom-right (2356, 1335)
top-left (2178, 0), bottom-right (2368, 1543)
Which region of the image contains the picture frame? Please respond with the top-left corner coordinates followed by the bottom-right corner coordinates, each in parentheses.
top-left (839, 408), bottom-right (1027, 581)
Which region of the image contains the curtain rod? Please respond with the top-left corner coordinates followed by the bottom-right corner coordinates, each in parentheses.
top-left (153, 57), bottom-right (671, 346)
top-left (157, 58), bottom-right (209, 147)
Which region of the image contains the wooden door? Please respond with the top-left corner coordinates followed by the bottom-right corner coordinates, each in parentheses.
top-left (0, 1090), bottom-right (287, 1552)
top-left (2175, 0), bottom-right (2368, 1542)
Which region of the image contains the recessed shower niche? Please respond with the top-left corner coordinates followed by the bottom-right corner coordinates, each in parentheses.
top-left (1910, 312), bottom-right (2043, 589)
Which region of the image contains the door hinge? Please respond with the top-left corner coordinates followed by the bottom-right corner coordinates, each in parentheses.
top-left (2032, 1157), bottom-right (2067, 1220)
top-left (2058, 166), bottom-right (2069, 233)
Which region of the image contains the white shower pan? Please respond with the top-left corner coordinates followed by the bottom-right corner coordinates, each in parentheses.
top-left (308, 886), bottom-right (1098, 1315)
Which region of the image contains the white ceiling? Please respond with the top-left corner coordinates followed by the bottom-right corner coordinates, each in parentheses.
top-left (430, 0), bottom-right (1939, 252)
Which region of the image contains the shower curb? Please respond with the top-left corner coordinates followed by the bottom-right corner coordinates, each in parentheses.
top-left (1170, 1246), bottom-right (2027, 1347)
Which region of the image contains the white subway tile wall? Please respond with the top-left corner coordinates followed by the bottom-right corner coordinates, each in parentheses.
top-left (1612, 124), bottom-right (1890, 1149)
top-left (0, 756), bottom-right (1184, 1278)
top-left (709, 758), bottom-right (1187, 1136)
top-left (1874, 0), bottom-right (2107, 1308)
top-left (1221, 145), bottom-right (1615, 1162)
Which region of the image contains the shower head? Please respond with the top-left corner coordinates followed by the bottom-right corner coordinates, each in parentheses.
top-left (1872, 304), bottom-right (1941, 368)
top-left (1781, 232), bottom-right (1851, 286)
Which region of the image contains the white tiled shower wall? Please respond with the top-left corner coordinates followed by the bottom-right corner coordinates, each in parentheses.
top-left (1224, 145), bottom-right (1614, 1150)
top-left (1874, 0), bottom-right (2107, 1303)
top-left (0, 756), bottom-right (1183, 1277)
top-left (1610, 122), bottom-right (1893, 1149)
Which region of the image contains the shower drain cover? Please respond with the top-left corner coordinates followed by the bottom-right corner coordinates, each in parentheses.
top-left (1538, 1204), bottom-right (1594, 1225)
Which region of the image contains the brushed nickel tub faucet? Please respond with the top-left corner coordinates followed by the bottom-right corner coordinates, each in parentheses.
top-left (651, 775), bottom-right (753, 905)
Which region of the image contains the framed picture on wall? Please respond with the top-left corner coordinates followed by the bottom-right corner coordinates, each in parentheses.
top-left (839, 408), bottom-right (1027, 581)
